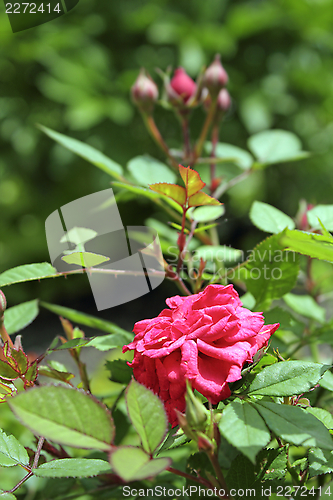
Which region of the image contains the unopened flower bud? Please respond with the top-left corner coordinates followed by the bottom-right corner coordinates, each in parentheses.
top-left (169, 68), bottom-right (197, 105)
top-left (0, 291), bottom-right (6, 316)
top-left (217, 88), bottom-right (231, 113)
top-left (197, 432), bottom-right (215, 452)
top-left (185, 381), bottom-right (209, 432)
top-left (131, 69), bottom-right (158, 113)
top-left (203, 55), bottom-right (228, 96)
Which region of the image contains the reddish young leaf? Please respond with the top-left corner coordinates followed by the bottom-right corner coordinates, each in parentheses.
top-left (149, 183), bottom-right (186, 206)
top-left (179, 165), bottom-right (205, 197)
top-left (188, 191), bottom-right (222, 207)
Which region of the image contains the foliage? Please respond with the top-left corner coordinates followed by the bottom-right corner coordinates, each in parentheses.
top-left (2, 2), bottom-right (333, 497)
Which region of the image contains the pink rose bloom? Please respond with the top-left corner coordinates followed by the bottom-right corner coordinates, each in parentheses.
top-left (123, 285), bottom-right (279, 427)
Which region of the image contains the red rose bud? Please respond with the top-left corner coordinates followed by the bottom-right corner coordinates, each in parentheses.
top-left (131, 69), bottom-right (158, 113)
top-left (0, 291), bottom-right (6, 316)
top-left (169, 68), bottom-right (197, 104)
top-left (203, 55), bottom-right (228, 96)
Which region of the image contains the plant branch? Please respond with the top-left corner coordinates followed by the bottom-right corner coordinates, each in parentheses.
top-left (4, 472), bottom-right (33, 493)
top-left (213, 170), bottom-right (252, 199)
top-left (194, 98), bottom-right (217, 161)
top-left (167, 466), bottom-right (229, 499)
top-left (142, 113), bottom-right (179, 169)
top-left (33, 436), bottom-right (45, 468)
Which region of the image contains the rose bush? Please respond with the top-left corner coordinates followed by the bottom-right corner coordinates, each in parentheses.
top-left (123, 284), bottom-right (279, 426)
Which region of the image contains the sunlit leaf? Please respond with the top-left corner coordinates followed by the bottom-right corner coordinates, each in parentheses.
top-left (61, 251), bottom-right (110, 268)
top-left (188, 191), bottom-right (222, 207)
top-left (33, 458), bottom-right (111, 478)
top-left (4, 299), bottom-right (39, 335)
top-left (149, 183), bottom-right (186, 206)
top-left (179, 165), bottom-right (205, 196)
top-left (110, 446), bottom-right (170, 481)
top-left (250, 201), bottom-right (295, 234)
top-left (9, 386), bottom-right (114, 450)
top-left (0, 263), bottom-right (57, 287)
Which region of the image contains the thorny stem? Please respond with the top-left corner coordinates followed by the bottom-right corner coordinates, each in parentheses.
top-left (33, 436), bottom-right (45, 468)
top-left (194, 98), bottom-right (217, 161)
top-left (212, 170), bottom-right (252, 200)
top-left (4, 472), bottom-right (33, 493)
top-left (142, 113), bottom-right (179, 170)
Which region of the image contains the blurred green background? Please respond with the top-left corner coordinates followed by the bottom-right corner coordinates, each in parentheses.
top-left (1, 0), bottom-right (333, 320)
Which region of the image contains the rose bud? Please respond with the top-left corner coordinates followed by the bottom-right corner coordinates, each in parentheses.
top-left (0, 290), bottom-right (6, 317)
top-left (185, 381), bottom-right (209, 432)
top-left (168, 67), bottom-right (197, 105)
top-left (217, 88), bottom-right (231, 113)
top-left (203, 54), bottom-right (228, 96)
top-left (131, 69), bottom-right (158, 113)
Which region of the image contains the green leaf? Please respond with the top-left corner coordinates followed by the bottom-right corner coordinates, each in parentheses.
top-left (3, 299), bottom-right (39, 335)
top-left (106, 359), bottom-right (132, 384)
top-left (0, 429), bottom-right (29, 467)
top-left (149, 183), bottom-right (186, 206)
top-left (253, 401), bottom-right (333, 450)
top-left (110, 446), bottom-right (170, 481)
top-left (219, 399), bottom-right (270, 463)
top-left (0, 361), bottom-right (20, 380)
top-left (307, 205), bottom-right (333, 231)
top-left (193, 245), bottom-right (243, 263)
top-left (226, 454), bottom-right (264, 500)
top-left (61, 251), bottom-right (110, 268)
top-left (33, 458), bottom-right (111, 478)
top-left (40, 302), bottom-right (131, 336)
top-left (306, 408), bottom-right (333, 430)
top-left (127, 155), bottom-right (176, 186)
top-left (190, 205), bottom-right (225, 222)
top-left (0, 263), bottom-right (57, 287)
top-left (248, 361), bottom-right (329, 396)
top-left (283, 293), bottom-right (326, 323)
top-left (8, 386), bottom-right (114, 451)
top-left (38, 125), bottom-right (123, 179)
top-left (248, 129), bottom-right (309, 165)
top-left (250, 201), bottom-right (295, 234)
top-left (179, 165), bottom-right (205, 196)
top-left (242, 234), bottom-right (299, 310)
top-left (86, 333), bottom-right (133, 351)
top-left (308, 448), bottom-right (333, 477)
top-left (319, 370), bottom-right (333, 391)
top-left (188, 191), bottom-right (222, 207)
top-left (205, 142), bottom-right (254, 170)
top-left (0, 493), bottom-right (16, 499)
top-left (256, 447), bottom-right (287, 482)
top-left (126, 379), bottom-right (168, 454)
top-left (279, 229), bottom-right (333, 263)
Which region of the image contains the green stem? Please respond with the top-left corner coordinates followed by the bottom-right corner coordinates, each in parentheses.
top-left (194, 98), bottom-right (217, 161)
top-left (207, 451), bottom-right (231, 498)
top-left (142, 113), bottom-right (179, 169)
top-left (209, 124), bottom-right (219, 193)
